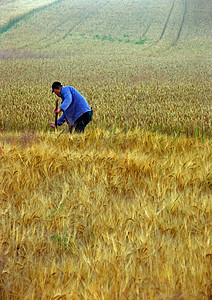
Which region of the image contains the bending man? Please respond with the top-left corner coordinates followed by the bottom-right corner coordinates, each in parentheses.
top-left (49, 82), bottom-right (92, 133)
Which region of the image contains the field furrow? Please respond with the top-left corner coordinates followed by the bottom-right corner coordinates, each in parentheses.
top-left (159, 0), bottom-right (176, 41)
top-left (0, 0), bottom-right (64, 35)
top-left (174, 0), bottom-right (188, 43)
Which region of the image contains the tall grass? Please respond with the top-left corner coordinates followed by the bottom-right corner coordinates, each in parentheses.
top-left (0, 129), bottom-right (211, 299)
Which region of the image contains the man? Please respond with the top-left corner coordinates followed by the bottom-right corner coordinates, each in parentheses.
top-left (49, 82), bottom-right (92, 133)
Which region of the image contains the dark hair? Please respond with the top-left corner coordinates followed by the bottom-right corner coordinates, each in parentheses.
top-left (52, 81), bottom-right (62, 93)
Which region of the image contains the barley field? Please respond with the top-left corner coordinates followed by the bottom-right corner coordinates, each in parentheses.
top-left (0, 0), bottom-right (212, 299)
top-left (1, 130), bottom-right (211, 299)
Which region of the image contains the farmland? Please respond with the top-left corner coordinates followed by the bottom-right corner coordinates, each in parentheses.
top-left (0, 0), bottom-right (212, 299)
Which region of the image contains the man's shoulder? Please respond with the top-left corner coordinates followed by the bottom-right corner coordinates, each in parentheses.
top-left (62, 85), bottom-right (71, 90)
top-left (61, 85), bottom-right (73, 95)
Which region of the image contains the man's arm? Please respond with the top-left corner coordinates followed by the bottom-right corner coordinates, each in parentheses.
top-left (49, 113), bottom-right (66, 128)
top-left (57, 114), bottom-right (66, 125)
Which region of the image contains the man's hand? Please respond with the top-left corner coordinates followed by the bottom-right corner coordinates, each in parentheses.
top-left (49, 122), bottom-right (55, 128)
top-left (54, 108), bottom-right (61, 114)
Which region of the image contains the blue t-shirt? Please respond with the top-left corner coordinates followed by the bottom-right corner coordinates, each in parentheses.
top-left (57, 86), bottom-right (91, 126)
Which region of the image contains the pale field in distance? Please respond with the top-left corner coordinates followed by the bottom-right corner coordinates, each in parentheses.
top-left (0, 0), bottom-right (56, 26)
top-left (0, 0), bottom-right (212, 299)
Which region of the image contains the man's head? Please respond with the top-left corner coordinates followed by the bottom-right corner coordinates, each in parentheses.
top-left (52, 82), bottom-right (62, 96)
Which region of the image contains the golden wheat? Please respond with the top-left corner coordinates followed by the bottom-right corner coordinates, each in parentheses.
top-left (0, 129), bottom-right (211, 299)
top-left (0, 1), bottom-right (212, 298)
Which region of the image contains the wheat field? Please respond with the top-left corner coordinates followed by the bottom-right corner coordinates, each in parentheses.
top-left (0, 0), bottom-right (212, 299)
top-left (0, 129), bottom-right (211, 299)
